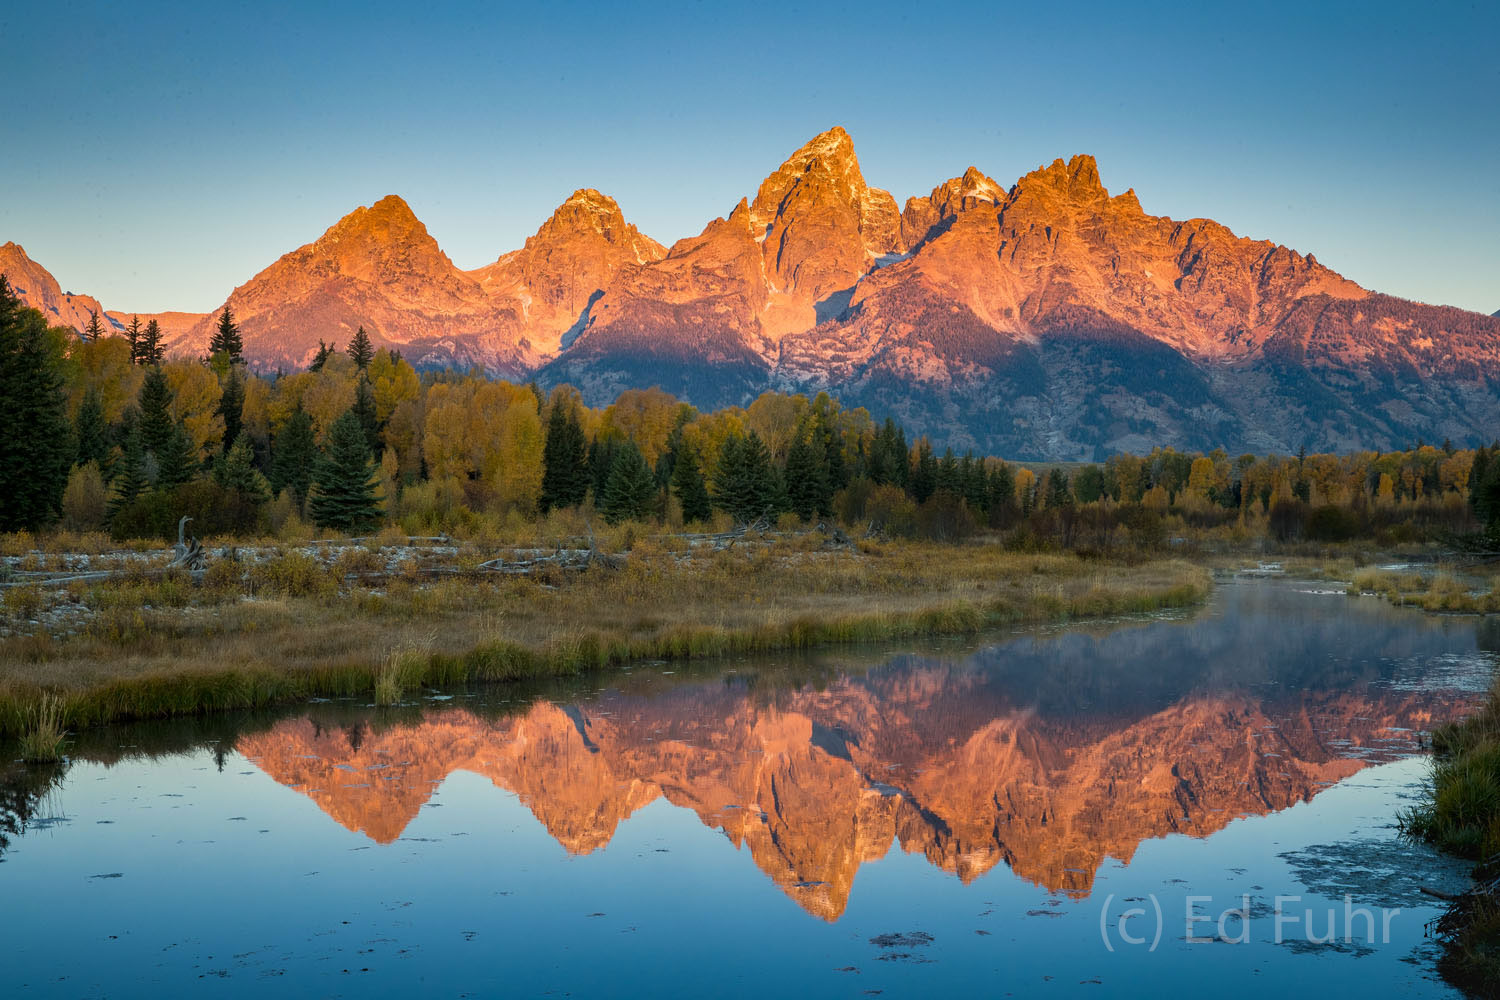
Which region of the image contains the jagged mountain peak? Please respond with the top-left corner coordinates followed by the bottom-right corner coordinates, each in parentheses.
top-left (323, 194), bottom-right (433, 248)
top-left (1013, 154), bottom-right (1109, 203)
top-left (750, 126), bottom-right (877, 230)
top-left (523, 189), bottom-right (665, 262)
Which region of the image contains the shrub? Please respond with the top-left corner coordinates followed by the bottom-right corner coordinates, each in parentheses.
top-left (2, 585), bottom-right (46, 621)
top-left (61, 462), bottom-right (109, 532)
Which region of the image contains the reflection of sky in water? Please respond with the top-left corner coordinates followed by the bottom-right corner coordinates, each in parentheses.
top-left (3, 579), bottom-right (1493, 997)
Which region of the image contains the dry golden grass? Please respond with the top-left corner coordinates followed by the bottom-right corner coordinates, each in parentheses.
top-left (0, 536), bottom-right (1209, 738)
top-left (1349, 566), bottom-right (1500, 614)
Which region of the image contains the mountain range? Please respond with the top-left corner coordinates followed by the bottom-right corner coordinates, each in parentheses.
top-left (6, 127), bottom-right (1498, 459)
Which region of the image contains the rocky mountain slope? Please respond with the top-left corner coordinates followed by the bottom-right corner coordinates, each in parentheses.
top-left (6, 128), bottom-right (1497, 457)
top-left (0, 242), bottom-right (120, 335)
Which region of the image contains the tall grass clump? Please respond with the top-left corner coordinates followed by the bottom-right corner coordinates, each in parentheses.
top-left (1401, 680), bottom-right (1500, 995)
top-left (18, 693), bottom-right (68, 763)
top-left (375, 637), bottom-right (431, 706)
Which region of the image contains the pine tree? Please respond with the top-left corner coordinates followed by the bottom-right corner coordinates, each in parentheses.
top-left (868, 418), bottom-right (909, 487)
top-left (1470, 446), bottom-right (1491, 522)
top-left (600, 441), bottom-right (657, 524)
top-left (217, 365), bottom-right (245, 454)
top-left (347, 326), bottom-right (374, 370)
top-left (140, 319), bottom-right (164, 365)
top-left (910, 440), bottom-right (937, 503)
top-left (988, 462), bottom-right (1016, 522)
top-left (353, 376), bottom-right (381, 455)
top-left (126, 314), bottom-right (143, 364)
top-left (269, 404), bottom-right (317, 506)
top-left (589, 436), bottom-right (620, 502)
top-left (209, 306), bottom-right (243, 363)
top-left (74, 387), bottom-right (112, 474)
top-left (960, 453), bottom-right (988, 511)
top-left (308, 410), bottom-right (382, 533)
top-left (154, 422), bottom-right (197, 488)
top-left (213, 434), bottom-right (270, 503)
top-left (309, 340), bottom-right (332, 372)
top-left (713, 432), bottom-right (783, 524)
top-left (0, 277), bottom-right (73, 530)
top-left (1044, 468), bottom-right (1074, 509)
top-left (540, 401), bottom-right (590, 512)
top-left (138, 365), bottom-right (176, 458)
top-left (671, 444), bottom-right (712, 524)
top-left (935, 448), bottom-right (960, 495)
top-left (107, 415), bottom-right (147, 521)
top-left (785, 427), bottom-right (831, 520)
top-left (84, 309), bottom-right (104, 343)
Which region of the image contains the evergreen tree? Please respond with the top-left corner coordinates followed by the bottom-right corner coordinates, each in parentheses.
top-left (308, 410), bottom-right (382, 533)
top-left (140, 319), bottom-right (164, 365)
top-left (154, 422), bottom-right (197, 488)
top-left (126, 314), bottom-right (143, 364)
top-left (217, 365), bottom-right (245, 454)
top-left (867, 418), bottom-right (909, 487)
top-left (1044, 468), bottom-right (1074, 509)
top-left (713, 432), bottom-right (783, 523)
top-left (269, 403), bottom-right (317, 506)
top-left (309, 340), bottom-right (332, 372)
top-left (0, 278), bottom-right (73, 530)
top-left (138, 365), bottom-right (176, 458)
top-left (910, 440), bottom-right (937, 503)
top-left (988, 462), bottom-right (1016, 520)
top-left (209, 306), bottom-right (243, 363)
top-left (960, 453), bottom-right (988, 512)
top-left (84, 309), bottom-right (104, 343)
top-left (347, 326), bottom-right (374, 370)
top-left (670, 444), bottom-right (712, 524)
top-left (540, 401), bottom-right (590, 512)
top-left (589, 436), bottom-right (621, 502)
top-left (600, 441), bottom-right (657, 524)
top-left (785, 426), bottom-right (832, 520)
top-left (1470, 446), bottom-right (1491, 521)
top-left (1472, 445), bottom-right (1500, 535)
top-left (934, 448), bottom-right (960, 495)
top-left (107, 415), bottom-right (147, 521)
top-left (1073, 465), bottom-right (1107, 505)
top-left (352, 376), bottom-right (381, 455)
top-left (213, 434), bottom-right (271, 503)
top-left (74, 387), bottom-right (112, 474)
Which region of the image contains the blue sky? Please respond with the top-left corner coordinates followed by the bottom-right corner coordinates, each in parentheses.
top-left (2, 0), bottom-right (1496, 314)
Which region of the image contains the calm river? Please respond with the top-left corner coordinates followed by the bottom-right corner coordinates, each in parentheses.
top-left (3, 577), bottom-right (1496, 997)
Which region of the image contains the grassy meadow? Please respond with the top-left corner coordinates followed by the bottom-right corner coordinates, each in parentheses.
top-left (0, 525), bottom-right (1210, 742)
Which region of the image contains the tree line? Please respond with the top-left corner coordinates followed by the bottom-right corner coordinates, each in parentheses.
top-left (2, 275), bottom-right (1497, 550)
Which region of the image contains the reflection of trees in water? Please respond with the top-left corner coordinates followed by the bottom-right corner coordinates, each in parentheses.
top-left (0, 761), bottom-right (67, 858)
top-left (1478, 617), bottom-right (1500, 655)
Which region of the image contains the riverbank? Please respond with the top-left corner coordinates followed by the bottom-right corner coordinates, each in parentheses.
top-left (0, 532), bottom-right (1210, 742)
top-left (1401, 679), bottom-right (1500, 997)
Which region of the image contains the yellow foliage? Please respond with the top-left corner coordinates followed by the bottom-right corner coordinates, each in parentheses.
top-left (269, 354), bottom-right (358, 440)
top-left (164, 360), bottom-right (224, 459)
top-left (680, 410), bottom-right (745, 477)
top-left (422, 378), bottom-right (543, 514)
top-left (241, 374), bottom-right (272, 449)
top-left (66, 335), bottom-right (142, 422)
top-left (744, 391), bottom-right (808, 463)
top-left (600, 387), bottom-right (685, 466)
top-left (368, 350), bottom-right (420, 424)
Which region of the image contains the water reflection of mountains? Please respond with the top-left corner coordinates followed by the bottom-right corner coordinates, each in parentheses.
top-left (234, 586), bottom-right (1488, 921)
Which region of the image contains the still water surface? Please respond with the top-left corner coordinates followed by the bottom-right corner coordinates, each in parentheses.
top-left (3, 578), bottom-right (1497, 997)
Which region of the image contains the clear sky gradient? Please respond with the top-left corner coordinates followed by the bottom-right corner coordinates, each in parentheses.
top-left (3, 0), bottom-right (1496, 315)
